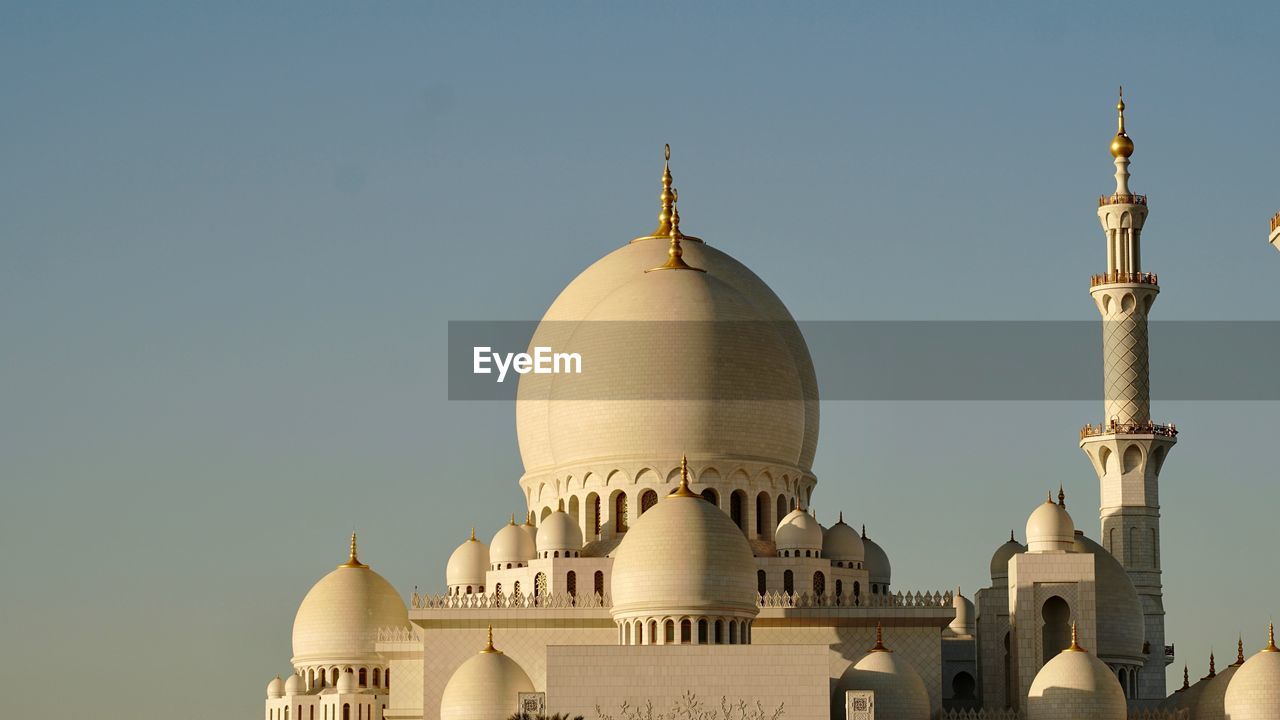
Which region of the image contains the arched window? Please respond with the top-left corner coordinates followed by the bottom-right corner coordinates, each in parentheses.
top-left (342, 704), bottom-right (350, 720)
top-left (714, 619), bottom-right (724, 644)
top-left (594, 570), bottom-right (605, 598)
top-left (587, 493), bottom-right (601, 537)
top-left (330, 668), bottom-right (338, 685)
top-left (534, 572), bottom-right (548, 601)
top-left (853, 581), bottom-right (860, 598)
top-left (701, 488), bottom-right (718, 506)
top-left (698, 619), bottom-right (708, 644)
top-left (757, 569), bottom-right (766, 596)
top-left (777, 494), bottom-right (788, 526)
top-left (1041, 596), bottom-right (1072, 665)
top-left (813, 571), bottom-right (825, 596)
top-left (729, 621), bottom-right (738, 645)
top-left (358, 667), bottom-right (367, 687)
top-left (835, 579), bottom-right (843, 600)
top-left (566, 571), bottom-right (577, 599)
top-left (665, 620), bottom-right (675, 644)
top-left (730, 490), bottom-right (746, 531)
top-left (614, 492), bottom-right (629, 533)
top-left (624, 622), bottom-right (631, 645)
top-left (952, 671), bottom-right (977, 705)
top-left (639, 489), bottom-right (657, 515)
top-left (372, 668), bottom-right (380, 687)
top-left (648, 620), bottom-right (657, 645)
top-left (385, 669), bottom-right (389, 689)
top-left (494, 582), bottom-right (503, 602)
top-left (680, 619), bottom-right (692, 644)
top-left (784, 569), bottom-right (794, 595)
top-left (756, 492), bottom-right (771, 537)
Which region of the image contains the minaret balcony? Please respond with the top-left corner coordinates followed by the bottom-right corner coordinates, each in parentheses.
top-left (1270, 211), bottom-right (1280, 233)
top-left (1090, 270), bottom-right (1158, 287)
top-left (1098, 193), bottom-right (1147, 207)
top-left (1080, 421), bottom-right (1178, 439)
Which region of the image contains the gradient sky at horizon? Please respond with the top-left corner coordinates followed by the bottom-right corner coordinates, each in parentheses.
top-left (3, 3), bottom-right (1280, 718)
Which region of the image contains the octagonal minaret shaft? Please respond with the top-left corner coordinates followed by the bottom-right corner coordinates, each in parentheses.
top-left (1079, 89), bottom-right (1177, 702)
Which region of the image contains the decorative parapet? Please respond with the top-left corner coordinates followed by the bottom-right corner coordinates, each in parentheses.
top-left (1099, 193), bottom-right (1148, 207)
top-left (376, 625), bottom-right (424, 643)
top-left (1080, 421), bottom-right (1178, 439)
top-left (937, 710), bottom-right (1021, 720)
top-left (758, 589), bottom-right (954, 609)
top-left (1129, 710), bottom-right (1190, 720)
top-left (1090, 270), bottom-right (1158, 287)
top-left (411, 591), bottom-right (610, 610)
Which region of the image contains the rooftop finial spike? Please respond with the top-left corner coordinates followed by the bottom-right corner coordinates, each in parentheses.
top-left (672, 454), bottom-right (698, 497)
top-left (1181, 665), bottom-right (1190, 689)
top-left (839, 511), bottom-right (844, 523)
top-left (1209, 652), bottom-right (1217, 677)
top-left (1266, 622), bottom-right (1278, 652)
top-left (1236, 636), bottom-right (1246, 665)
top-left (469, 527), bottom-right (476, 541)
top-left (1058, 484), bottom-right (1066, 508)
top-left (862, 524), bottom-right (867, 539)
top-left (481, 624), bottom-right (499, 654)
top-left (1065, 622), bottom-right (1085, 653)
top-left (869, 622), bottom-right (891, 652)
top-left (1010, 529), bottom-right (1016, 543)
top-left (654, 143), bottom-right (674, 237)
top-left (646, 188), bottom-right (705, 273)
top-left (340, 531), bottom-right (367, 568)
top-left (1111, 87), bottom-right (1134, 159)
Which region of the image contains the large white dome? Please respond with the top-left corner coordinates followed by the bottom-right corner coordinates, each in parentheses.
top-left (515, 208), bottom-right (819, 484)
top-left (832, 627), bottom-right (930, 720)
top-left (1026, 632), bottom-right (1126, 720)
top-left (440, 628), bottom-right (535, 720)
top-left (291, 536), bottom-right (409, 666)
top-left (1223, 628), bottom-right (1280, 720)
top-left (610, 470), bottom-right (758, 620)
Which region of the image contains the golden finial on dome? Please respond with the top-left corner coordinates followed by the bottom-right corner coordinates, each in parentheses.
top-left (1110, 86), bottom-right (1135, 159)
top-left (635, 144), bottom-right (702, 244)
top-left (509, 513), bottom-right (516, 526)
top-left (1058, 485), bottom-right (1066, 508)
top-left (672, 454), bottom-right (698, 497)
top-left (1235, 636), bottom-right (1246, 666)
top-left (469, 527), bottom-right (476, 541)
top-left (839, 511), bottom-right (844, 524)
top-left (1209, 651), bottom-right (1217, 677)
top-left (481, 624), bottom-right (500, 654)
top-left (524, 511), bottom-right (536, 527)
top-left (339, 531), bottom-right (367, 568)
top-left (557, 498), bottom-right (565, 512)
top-left (1065, 622), bottom-right (1085, 653)
top-left (1180, 665), bottom-right (1189, 689)
top-left (1265, 622), bottom-right (1278, 652)
top-left (646, 188), bottom-right (706, 273)
top-left (1010, 529), bottom-right (1016, 542)
top-left (869, 622), bottom-right (891, 653)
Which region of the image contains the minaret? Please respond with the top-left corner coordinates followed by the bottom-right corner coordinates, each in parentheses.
top-left (1078, 89), bottom-right (1177, 700)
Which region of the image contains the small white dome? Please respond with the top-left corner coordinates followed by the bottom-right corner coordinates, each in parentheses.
top-left (284, 673), bottom-right (305, 696)
top-left (1196, 642), bottom-right (1246, 720)
top-left (1223, 628), bottom-right (1280, 720)
top-left (949, 588), bottom-right (975, 636)
top-left (490, 516), bottom-right (536, 567)
top-left (775, 508), bottom-right (823, 554)
top-left (291, 535), bottom-right (409, 666)
top-left (446, 530), bottom-right (489, 589)
top-left (861, 526), bottom-right (892, 586)
top-left (990, 531), bottom-right (1025, 580)
top-left (611, 467), bottom-right (757, 621)
top-left (335, 669), bottom-right (357, 694)
top-left (536, 502), bottom-right (584, 556)
top-left (1026, 631), bottom-right (1126, 720)
top-left (823, 515), bottom-right (865, 565)
top-left (440, 628), bottom-right (535, 720)
top-left (1026, 496), bottom-right (1075, 553)
top-left (832, 626), bottom-right (930, 720)
top-left (267, 676), bottom-right (285, 699)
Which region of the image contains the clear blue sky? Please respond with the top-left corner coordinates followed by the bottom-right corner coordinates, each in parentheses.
top-left (3, 3), bottom-right (1278, 718)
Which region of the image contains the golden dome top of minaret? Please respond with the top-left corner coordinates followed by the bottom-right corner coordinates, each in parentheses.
top-left (1110, 87), bottom-right (1135, 159)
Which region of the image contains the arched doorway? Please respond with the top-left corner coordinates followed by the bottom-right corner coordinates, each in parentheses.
top-left (1041, 595), bottom-right (1072, 664)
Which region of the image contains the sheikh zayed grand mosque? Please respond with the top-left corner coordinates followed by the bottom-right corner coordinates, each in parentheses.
top-left (260, 95), bottom-right (1280, 720)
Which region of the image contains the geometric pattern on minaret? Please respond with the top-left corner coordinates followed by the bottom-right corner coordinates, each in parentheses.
top-left (1078, 89), bottom-right (1178, 702)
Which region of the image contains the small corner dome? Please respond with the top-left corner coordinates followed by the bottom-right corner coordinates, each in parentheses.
top-left (1223, 633), bottom-right (1280, 720)
top-left (1027, 643), bottom-right (1126, 720)
top-left (291, 537), bottom-right (409, 666)
top-left (267, 676), bottom-right (285, 699)
top-left (775, 508), bottom-right (823, 552)
top-left (861, 529), bottom-right (892, 585)
top-left (832, 638), bottom-right (930, 720)
top-left (490, 520), bottom-right (536, 566)
top-left (440, 635), bottom-right (535, 720)
top-left (822, 517), bottom-right (865, 564)
top-left (446, 531), bottom-right (489, 588)
top-left (1026, 498), bottom-right (1075, 552)
top-left (284, 674), bottom-right (304, 695)
top-left (990, 534), bottom-right (1026, 579)
top-left (949, 589), bottom-right (975, 635)
top-left (611, 487), bottom-right (757, 619)
top-left (536, 506), bottom-right (584, 555)
top-left (335, 669), bottom-right (357, 694)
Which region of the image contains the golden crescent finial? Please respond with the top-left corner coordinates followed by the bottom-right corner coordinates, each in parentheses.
top-left (665, 143), bottom-right (671, 162)
top-left (646, 188), bottom-right (706, 273)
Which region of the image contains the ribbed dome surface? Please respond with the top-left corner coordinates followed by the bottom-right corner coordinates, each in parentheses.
top-left (291, 546), bottom-right (409, 665)
top-left (610, 490), bottom-right (758, 618)
top-left (516, 237), bottom-right (819, 477)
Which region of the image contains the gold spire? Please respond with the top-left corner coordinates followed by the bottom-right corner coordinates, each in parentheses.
top-left (869, 622), bottom-right (891, 653)
top-left (1058, 485), bottom-right (1066, 508)
top-left (635, 144), bottom-right (702, 243)
top-left (862, 524), bottom-right (867, 539)
top-left (339, 532), bottom-right (367, 568)
top-left (1180, 665), bottom-right (1190, 690)
top-left (1265, 622), bottom-right (1278, 652)
top-left (1209, 652), bottom-right (1216, 677)
top-left (838, 511), bottom-right (844, 524)
top-left (509, 513), bottom-right (516, 525)
top-left (469, 527), bottom-right (476, 541)
top-left (1110, 87), bottom-right (1135, 158)
top-left (481, 624), bottom-right (500, 654)
top-left (1235, 636), bottom-right (1246, 666)
top-left (646, 188), bottom-right (705, 273)
top-left (1010, 529), bottom-right (1016, 543)
top-left (557, 498), bottom-right (565, 512)
top-left (1064, 622), bottom-right (1085, 653)
top-left (672, 454), bottom-right (698, 497)
top-left (524, 511), bottom-right (536, 527)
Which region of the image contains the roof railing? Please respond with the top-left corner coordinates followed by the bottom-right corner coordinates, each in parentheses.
top-left (1099, 193), bottom-right (1148, 207)
top-left (1081, 421), bottom-right (1178, 439)
top-left (1091, 270), bottom-right (1158, 287)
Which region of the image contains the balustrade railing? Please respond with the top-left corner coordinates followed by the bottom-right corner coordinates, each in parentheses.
top-left (757, 588), bottom-right (954, 610)
top-left (1271, 211), bottom-right (1280, 233)
top-left (1081, 421), bottom-right (1178, 439)
top-left (1099, 193), bottom-right (1148, 207)
top-left (1090, 270), bottom-right (1158, 287)
top-left (411, 590), bottom-right (610, 610)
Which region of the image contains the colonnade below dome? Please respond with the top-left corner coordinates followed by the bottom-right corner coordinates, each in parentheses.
top-left (616, 616), bottom-right (753, 646)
